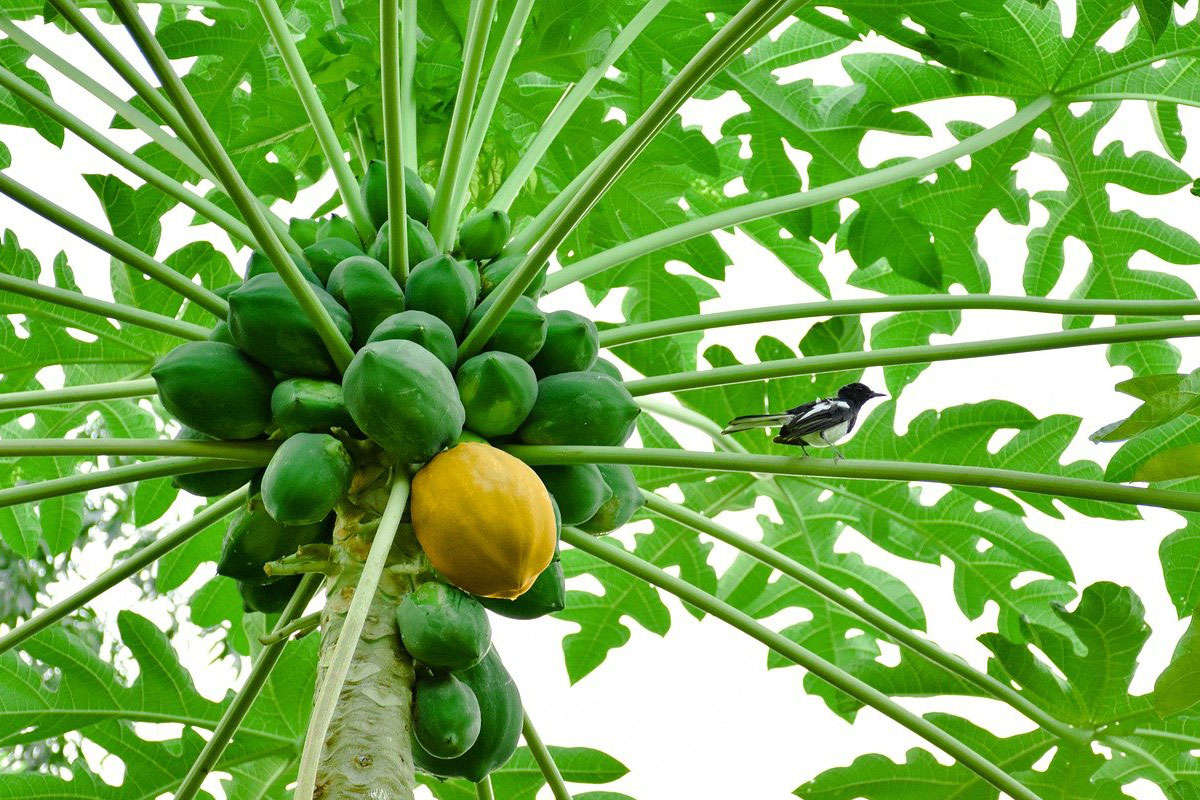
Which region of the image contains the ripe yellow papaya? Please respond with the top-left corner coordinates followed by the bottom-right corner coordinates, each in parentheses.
top-left (411, 443), bottom-right (556, 599)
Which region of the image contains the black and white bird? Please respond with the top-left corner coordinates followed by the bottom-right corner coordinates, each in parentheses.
top-left (721, 382), bottom-right (885, 459)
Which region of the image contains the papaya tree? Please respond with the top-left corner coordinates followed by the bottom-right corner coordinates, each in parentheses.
top-left (2, 0), bottom-right (1200, 798)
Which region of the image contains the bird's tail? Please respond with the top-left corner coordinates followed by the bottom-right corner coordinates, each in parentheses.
top-left (721, 413), bottom-right (793, 434)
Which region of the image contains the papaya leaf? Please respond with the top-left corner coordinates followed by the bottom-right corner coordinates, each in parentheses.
top-left (419, 746), bottom-right (631, 800)
top-left (557, 546), bottom-right (671, 684)
top-left (1153, 612), bottom-right (1200, 717)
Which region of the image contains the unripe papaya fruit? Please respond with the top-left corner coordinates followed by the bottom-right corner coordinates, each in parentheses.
top-left (316, 214), bottom-right (360, 246)
top-left (214, 283), bottom-right (240, 300)
top-left (405, 255), bottom-right (477, 336)
top-left (228, 273), bottom-right (353, 378)
top-left (531, 310), bottom-right (598, 377)
top-left (579, 464), bottom-right (644, 534)
top-left (217, 495), bottom-right (331, 583)
top-left (270, 378), bottom-right (354, 436)
top-left (413, 672), bottom-right (482, 759)
top-left (534, 463), bottom-right (611, 526)
top-left (464, 294), bottom-right (547, 361)
top-left (360, 159), bottom-right (433, 226)
top-left (326, 255), bottom-right (406, 346)
top-left (288, 217), bottom-right (318, 249)
top-left (171, 426), bottom-right (261, 497)
top-left (519, 372), bottom-right (639, 446)
top-left (479, 254), bottom-right (545, 298)
top-left (303, 238), bottom-right (363, 284)
top-left (412, 443), bottom-right (556, 598)
top-left (244, 250), bottom-right (322, 285)
top-left (590, 357), bottom-right (622, 381)
top-left (413, 646), bottom-right (522, 782)
top-left (261, 433), bottom-right (352, 525)
top-left (479, 547), bottom-right (565, 620)
top-left (459, 259), bottom-right (482, 298)
top-left (152, 341), bottom-right (275, 440)
top-left (366, 310), bottom-right (458, 370)
top-left (238, 574), bottom-right (301, 613)
top-left (396, 581), bottom-right (491, 670)
top-left (369, 217), bottom-right (439, 267)
top-left (207, 321), bottom-right (237, 346)
top-left (457, 209), bottom-right (510, 260)
top-left (455, 351), bottom-right (538, 438)
top-left (343, 339), bottom-right (464, 462)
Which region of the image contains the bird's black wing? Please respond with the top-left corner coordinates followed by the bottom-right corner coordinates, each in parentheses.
top-left (776, 399), bottom-right (853, 442)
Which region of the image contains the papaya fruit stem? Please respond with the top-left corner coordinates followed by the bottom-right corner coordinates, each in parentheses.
top-left (296, 472), bottom-right (416, 800)
top-left (265, 544), bottom-right (334, 577)
top-left (258, 611), bottom-right (323, 646)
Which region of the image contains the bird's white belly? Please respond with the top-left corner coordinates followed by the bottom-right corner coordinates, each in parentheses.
top-left (800, 419), bottom-right (851, 446)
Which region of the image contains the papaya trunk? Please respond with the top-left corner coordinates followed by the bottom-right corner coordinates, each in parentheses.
top-left (313, 481), bottom-right (423, 799)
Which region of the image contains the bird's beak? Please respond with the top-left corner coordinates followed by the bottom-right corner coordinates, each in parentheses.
top-left (871, 391), bottom-right (886, 399)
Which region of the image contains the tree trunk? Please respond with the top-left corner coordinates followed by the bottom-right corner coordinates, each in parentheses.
top-left (312, 480), bottom-right (422, 800)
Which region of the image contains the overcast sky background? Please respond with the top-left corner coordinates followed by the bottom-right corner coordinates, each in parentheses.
top-left (2, 2), bottom-right (1200, 798)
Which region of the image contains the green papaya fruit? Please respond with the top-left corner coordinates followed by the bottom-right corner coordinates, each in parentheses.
top-left (478, 548), bottom-right (565, 619)
top-left (413, 672), bottom-right (482, 759)
top-left (288, 217), bottom-right (318, 249)
top-left (343, 339), bottom-right (465, 462)
top-left (228, 273), bottom-right (353, 378)
top-left (534, 463), bottom-right (611, 526)
top-left (316, 214), bottom-right (360, 246)
top-left (360, 159), bottom-right (433, 226)
top-left (590, 357), bottom-right (622, 381)
top-left (579, 464), bottom-right (643, 534)
top-left (303, 238), bottom-right (363, 284)
top-left (405, 255), bottom-right (477, 336)
top-left (270, 378), bottom-right (354, 436)
top-left (245, 250), bottom-right (322, 285)
top-left (457, 209), bottom-right (510, 260)
top-left (366, 310), bottom-right (458, 370)
top-left (326, 255), bottom-right (406, 346)
top-left (370, 217), bottom-right (438, 267)
top-left (238, 574), bottom-right (302, 614)
top-left (217, 495), bottom-right (331, 583)
top-left (261, 433), bottom-right (353, 525)
top-left (455, 351), bottom-right (538, 438)
top-left (519, 372), bottom-right (639, 447)
top-left (413, 646), bottom-right (522, 782)
top-left (396, 581), bottom-right (491, 670)
top-left (479, 254), bottom-right (545, 298)
top-left (207, 320), bottom-right (237, 346)
top-left (531, 310), bottom-right (598, 377)
top-left (171, 426), bottom-right (261, 496)
top-left (152, 341), bottom-right (275, 440)
top-left (214, 283), bottom-right (241, 299)
top-left (459, 258), bottom-right (482, 299)
top-left (464, 294), bottom-right (547, 361)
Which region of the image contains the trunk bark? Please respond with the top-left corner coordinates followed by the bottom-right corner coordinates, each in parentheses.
top-left (312, 481), bottom-right (423, 800)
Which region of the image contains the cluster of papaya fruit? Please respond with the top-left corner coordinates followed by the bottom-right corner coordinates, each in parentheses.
top-left (149, 162), bottom-right (648, 778)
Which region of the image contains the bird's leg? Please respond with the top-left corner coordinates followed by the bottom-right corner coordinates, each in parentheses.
top-left (820, 431), bottom-right (845, 462)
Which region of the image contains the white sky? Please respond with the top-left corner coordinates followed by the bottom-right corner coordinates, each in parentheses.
top-left (2, 2), bottom-right (1200, 798)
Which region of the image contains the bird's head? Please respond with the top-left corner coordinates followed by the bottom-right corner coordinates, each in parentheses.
top-left (837, 382), bottom-right (886, 406)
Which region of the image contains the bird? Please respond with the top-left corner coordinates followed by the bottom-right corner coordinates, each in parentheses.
top-left (721, 382), bottom-right (886, 459)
